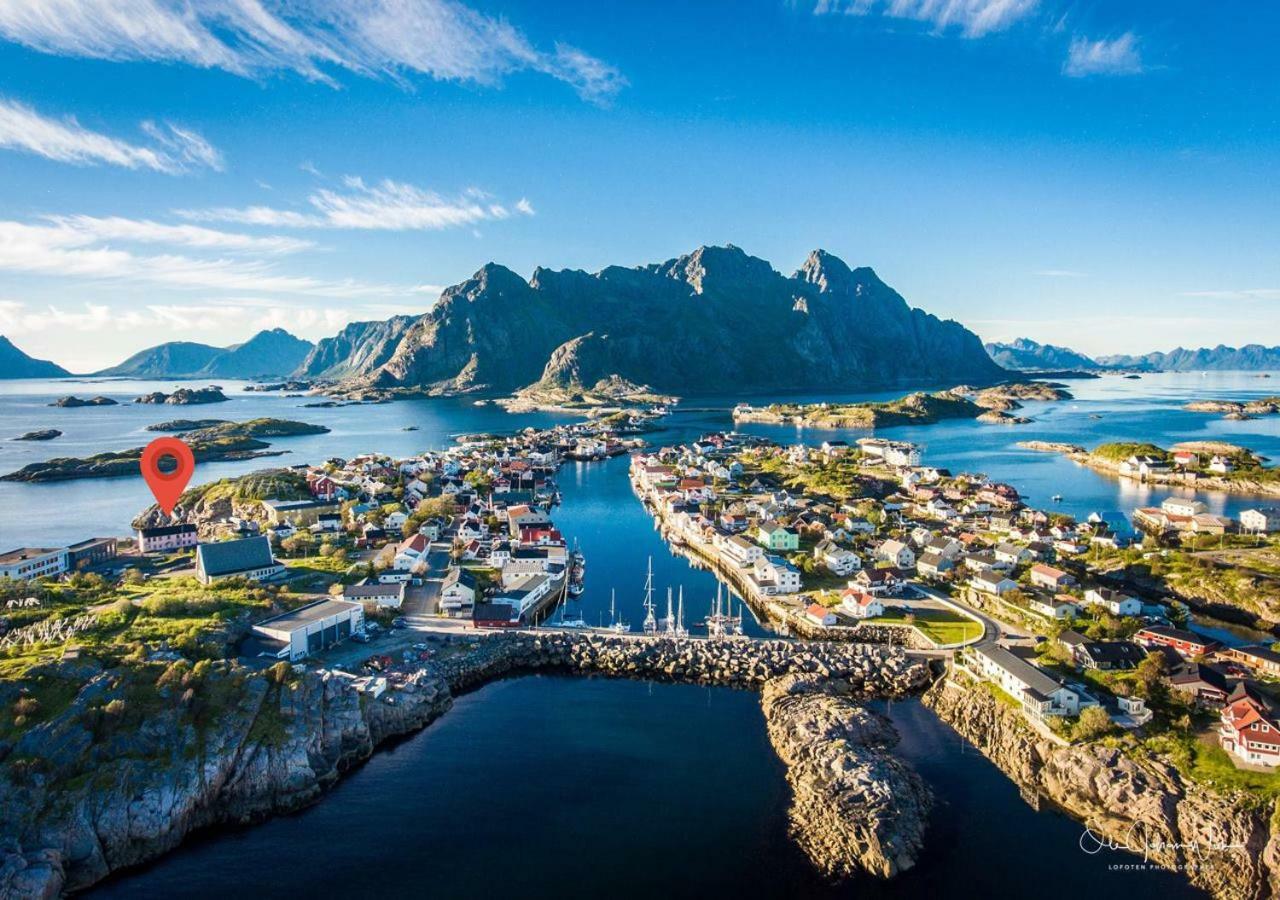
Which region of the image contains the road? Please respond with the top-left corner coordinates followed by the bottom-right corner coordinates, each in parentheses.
top-left (911, 582), bottom-right (1034, 651)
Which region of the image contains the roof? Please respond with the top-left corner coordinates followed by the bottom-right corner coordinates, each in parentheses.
top-left (138, 523), bottom-right (197, 538)
top-left (473, 602), bottom-right (520, 622)
top-left (1233, 645), bottom-right (1280, 666)
top-left (342, 583), bottom-right (406, 600)
top-left (0, 547), bottom-right (66, 564)
top-left (1137, 625), bottom-right (1219, 648)
top-left (1080, 640), bottom-right (1146, 667)
top-left (255, 598), bottom-right (360, 632)
top-left (196, 537), bottom-right (276, 577)
top-left (975, 645), bottom-right (1065, 697)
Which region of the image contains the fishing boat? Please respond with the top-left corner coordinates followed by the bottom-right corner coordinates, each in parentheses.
top-left (1051, 494), bottom-right (1064, 502)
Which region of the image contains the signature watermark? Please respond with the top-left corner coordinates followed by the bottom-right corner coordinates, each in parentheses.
top-left (1078, 820), bottom-right (1247, 874)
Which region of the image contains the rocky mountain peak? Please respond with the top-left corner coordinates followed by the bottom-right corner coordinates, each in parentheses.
top-left (666, 244), bottom-right (775, 294)
top-left (795, 248), bottom-right (853, 292)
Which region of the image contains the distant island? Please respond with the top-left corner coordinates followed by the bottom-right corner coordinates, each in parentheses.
top-left (96, 328), bottom-right (313, 379)
top-left (0, 418), bottom-right (329, 483)
top-left (733, 383), bottom-right (1069, 429)
top-left (49, 395), bottom-right (118, 408)
top-left (13, 429), bottom-right (61, 441)
top-left (134, 387), bottom-right (230, 405)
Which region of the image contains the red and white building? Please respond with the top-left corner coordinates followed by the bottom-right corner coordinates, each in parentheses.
top-left (1220, 688), bottom-right (1280, 768)
top-left (1134, 625), bottom-right (1221, 659)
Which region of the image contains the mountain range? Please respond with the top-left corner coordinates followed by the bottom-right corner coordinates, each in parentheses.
top-left (15, 249), bottom-right (1280, 389)
top-left (94, 328), bottom-right (314, 379)
top-left (986, 337), bottom-right (1280, 373)
top-left (299, 245), bottom-right (1005, 396)
top-left (984, 338), bottom-right (1101, 371)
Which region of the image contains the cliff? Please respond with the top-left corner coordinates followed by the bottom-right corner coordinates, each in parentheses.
top-left (0, 633), bottom-right (931, 897)
top-left (923, 675), bottom-right (1277, 900)
top-left (320, 245), bottom-right (1004, 396)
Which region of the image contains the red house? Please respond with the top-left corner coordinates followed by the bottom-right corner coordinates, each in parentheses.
top-left (473, 603), bottom-right (520, 628)
top-left (1134, 625), bottom-right (1221, 659)
top-left (308, 474), bottom-right (339, 501)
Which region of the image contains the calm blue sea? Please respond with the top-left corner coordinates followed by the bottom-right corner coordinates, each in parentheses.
top-left (87, 676), bottom-right (1203, 899)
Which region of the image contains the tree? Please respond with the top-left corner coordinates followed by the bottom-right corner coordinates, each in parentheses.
top-left (1073, 706), bottom-right (1114, 742)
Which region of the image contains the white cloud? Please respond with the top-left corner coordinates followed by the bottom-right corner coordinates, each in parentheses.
top-left (814, 0), bottom-right (1038, 38)
top-left (0, 218), bottom-right (394, 296)
top-left (0, 96), bottom-right (222, 173)
top-left (179, 177), bottom-right (534, 232)
top-left (0, 0), bottom-right (625, 102)
top-left (1063, 32), bottom-right (1143, 77)
top-left (0, 296), bottom-right (431, 370)
top-left (1034, 269), bottom-right (1087, 278)
top-left (43, 214), bottom-right (313, 254)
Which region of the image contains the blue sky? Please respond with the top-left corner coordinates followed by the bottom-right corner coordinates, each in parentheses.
top-left (0, 0), bottom-right (1276, 371)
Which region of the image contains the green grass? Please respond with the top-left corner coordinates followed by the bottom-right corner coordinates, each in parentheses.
top-left (1187, 740), bottom-right (1280, 799)
top-left (1092, 441), bottom-right (1170, 462)
top-left (867, 606), bottom-right (983, 645)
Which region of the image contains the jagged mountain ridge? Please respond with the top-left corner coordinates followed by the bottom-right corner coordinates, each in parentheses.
top-left (0, 336), bottom-right (71, 378)
top-left (984, 337), bottom-right (1100, 371)
top-left (1096, 344), bottom-right (1280, 372)
top-left (335, 245), bottom-right (1006, 395)
top-left (296, 316), bottom-right (416, 380)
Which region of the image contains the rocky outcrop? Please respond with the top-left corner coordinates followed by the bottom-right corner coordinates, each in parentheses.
top-left (761, 674), bottom-right (931, 878)
top-left (924, 674), bottom-right (1276, 900)
top-left (322, 245), bottom-right (1004, 396)
top-left (134, 387), bottom-right (229, 405)
top-left (0, 634), bottom-right (931, 897)
top-left (12, 431), bottom-right (60, 442)
top-left (48, 396), bottom-right (115, 408)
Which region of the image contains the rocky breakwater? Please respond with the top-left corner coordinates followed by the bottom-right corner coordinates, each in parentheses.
top-left (0, 660), bottom-right (451, 898)
top-left (761, 674), bottom-right (931, 878)
top-left (429, 631), bottom-right (931, 694)
top-left (924, 674), bottom-right (1278, 900)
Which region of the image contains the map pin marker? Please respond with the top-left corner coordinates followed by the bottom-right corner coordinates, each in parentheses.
top-left (140, 436), bottom-right (196, 517)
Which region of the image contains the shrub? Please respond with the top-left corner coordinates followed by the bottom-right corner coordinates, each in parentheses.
top-left (1073, 706), bottom-right (1115, 742)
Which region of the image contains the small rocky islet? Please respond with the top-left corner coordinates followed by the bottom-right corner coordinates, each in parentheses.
top-left (0, 418), bottom-right (329, 483)
top-left (47, 395), bottom-right (117, 408)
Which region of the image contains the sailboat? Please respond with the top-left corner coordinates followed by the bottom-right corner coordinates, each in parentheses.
top-left (607, 589), bottom-right (630, 634)
top-left (675, 586), bottom-right (688, 638)
top-left (641, 557), bottom-right (658, 635)
top-left (661, 587), bottom-right (676, 635)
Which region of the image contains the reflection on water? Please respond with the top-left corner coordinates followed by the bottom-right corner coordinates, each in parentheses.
top-left (87, 677), bottom-right (1205, 900)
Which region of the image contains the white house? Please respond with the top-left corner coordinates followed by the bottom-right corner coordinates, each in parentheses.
top-left (971, 570), bottom-right (1018, 596)
top-left (969, 644), bottom-right (1082, 720)
top-left (0, 547), bottom-right (68, 581)
top-left (751, 555), bottom-right (802, 595)
top-left (723, 534), bottom-right (764, 567)
top-left (1241, 508), bottom-right (1280, 534)
top-left (440, 567), bottom-right (479, 615)
top-left (1161, 497), bottom-right (1207, 518)
top-left (1083, 587), bottom-right (1142, 617)
top-left (819, 544), bottom-right (861, 576)
top-left (875, 539), bottom-right (915, 569)
top-left (838, 589), bottom-right (884, 619)
top-left (802, 603), bottom-right (837, 627)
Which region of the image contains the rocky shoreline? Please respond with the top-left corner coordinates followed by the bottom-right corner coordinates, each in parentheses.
top-left (923, 673), bottom-right (1278, 900)
top-left (761, 673), bottom-right (932, 878)
top-left (0, 633), bottom-right (931, 898)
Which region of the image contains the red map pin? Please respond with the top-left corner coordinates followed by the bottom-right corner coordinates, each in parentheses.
top-left (140, 437), bottom-right (196, 516)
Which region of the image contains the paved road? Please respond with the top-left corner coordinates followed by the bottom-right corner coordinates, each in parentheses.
top-left (911, 582), bottom-right (1032, 651)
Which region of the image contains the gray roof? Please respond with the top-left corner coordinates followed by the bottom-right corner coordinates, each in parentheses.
top-left (976, 645), bottom-right (1064, 697)
top-left (256, 598), bottom-right (360, 632)
top-left (343, 583), bottom-right (406, 600)
top-left (197, 536), bottom-right (276, 577)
